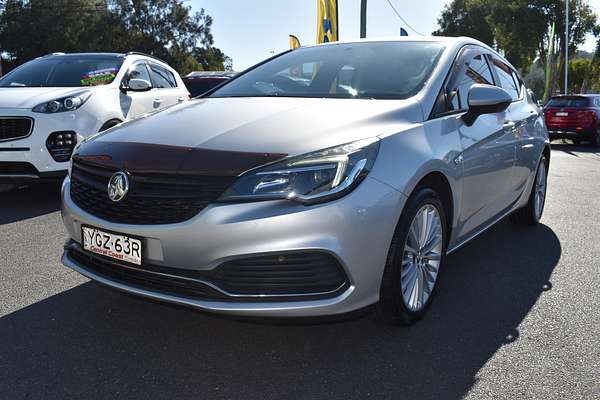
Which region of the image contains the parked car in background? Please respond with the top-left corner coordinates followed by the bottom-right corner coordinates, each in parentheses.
top-left (0, 52), bottom-right (188, 185)
top-left (544, 94), bottom-right (600, 146)
top-left (182, 71), bottom-right (236, 97)
top-left (61, 37), bottom-right (549, 325)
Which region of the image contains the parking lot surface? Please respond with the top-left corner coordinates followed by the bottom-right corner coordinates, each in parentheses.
top-left (1, 144), bottom-right (599, 399)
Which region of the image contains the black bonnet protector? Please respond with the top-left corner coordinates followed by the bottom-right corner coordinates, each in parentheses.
top-left (73, 141), bottom-right (287, 176)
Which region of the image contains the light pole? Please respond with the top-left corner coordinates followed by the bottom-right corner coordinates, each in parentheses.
top-left (565, 0), bottom-right (569, 95)
top-left (360, 0), bottom-right (367, 38)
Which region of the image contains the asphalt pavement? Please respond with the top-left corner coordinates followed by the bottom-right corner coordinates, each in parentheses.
top-left (1, 144), bottom-right (599, 399)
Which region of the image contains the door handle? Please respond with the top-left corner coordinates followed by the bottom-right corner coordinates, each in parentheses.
top-left (503, 121), bottom-right (516, 129)
top-left (153, 98), bottom-right (162, 104)
top-left (177, 97), bottom-right (185, 103)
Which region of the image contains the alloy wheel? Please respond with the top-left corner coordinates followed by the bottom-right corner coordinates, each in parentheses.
top-left (400, 204), bottom-right (443, 312)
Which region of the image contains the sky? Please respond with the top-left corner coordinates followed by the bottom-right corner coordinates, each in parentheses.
top-left (191, 0), bottom-right (600, 71)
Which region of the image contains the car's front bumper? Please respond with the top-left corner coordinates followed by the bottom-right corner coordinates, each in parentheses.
top-left (60, 175), bottom-right (406, 317)
top-left (0, 108), bottom-right (102, 182)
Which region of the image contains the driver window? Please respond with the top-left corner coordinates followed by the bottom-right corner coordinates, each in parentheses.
top-left (447, 53), bottom-right (494, 112)
top-left (431, 50), bottom-right (495, 117)
top-left (128, 63), bottom-right (151, 85)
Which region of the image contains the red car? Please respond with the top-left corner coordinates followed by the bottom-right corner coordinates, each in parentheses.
top-left (544, 94), bottom-right (600, 146)
top-left (182, 71), bottom-right (236, 98)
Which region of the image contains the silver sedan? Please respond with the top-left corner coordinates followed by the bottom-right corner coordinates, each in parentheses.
top-left (60, 37), bottom-right (549, 325)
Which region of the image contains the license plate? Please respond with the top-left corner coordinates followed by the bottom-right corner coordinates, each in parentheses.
top-left (81, 226), bottom-right (142, 265)
top-left (555, 112), bottom-right (569, 117)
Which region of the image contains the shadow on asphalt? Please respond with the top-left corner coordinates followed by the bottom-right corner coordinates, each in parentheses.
top-left (0, 219), bottom-right (560, 399)
top-left (0, 184), bottom-right (61, 224)
top-left (550, 142), bottom-right (600, 156)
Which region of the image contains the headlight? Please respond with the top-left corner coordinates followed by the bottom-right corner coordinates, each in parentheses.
top-left (33, 91), bottom-right (92, 113)
top-left (219, 138), bottom-right (380, 204)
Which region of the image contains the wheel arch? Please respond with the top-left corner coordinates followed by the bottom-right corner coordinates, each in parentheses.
top-left (412, 171), bottom-right (455, 244)
top-left (542, 143), bottom-right (551, 168)
top-left (99, 118), bottom-right (123, 132)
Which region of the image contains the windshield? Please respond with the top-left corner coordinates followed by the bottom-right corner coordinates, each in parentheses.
top-left (547, 97), bottom-right (590, 108)
top-left (210, 41), bottom-right (446, 100)
top-left (0, 55), bottom-right (124, 87)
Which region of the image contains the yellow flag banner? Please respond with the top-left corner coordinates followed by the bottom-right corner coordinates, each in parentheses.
top-left (289, 35), bottom-right (301, 49)
top-left (316, 0), bottom-right (338, 44)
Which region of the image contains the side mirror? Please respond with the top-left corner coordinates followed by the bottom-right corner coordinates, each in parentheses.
top-left (462, 84), bottom-right (512, 126)
top-left (126, 78), bottom-right (152, 92)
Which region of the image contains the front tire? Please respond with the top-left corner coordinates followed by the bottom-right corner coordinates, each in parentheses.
top-left (511, 155), bottom-right (548, 225)
top-left (377, 187), bottom-right (448, 326)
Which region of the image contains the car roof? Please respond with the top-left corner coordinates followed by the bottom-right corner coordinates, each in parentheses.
top-left (550, 94), bottom-right (597, 98)
top-left (185, 71), bottom-right (236, 79)
top-left (303, 36), bottom-right (488, 49)
top-left (41, 52), bottom-right (169, 65)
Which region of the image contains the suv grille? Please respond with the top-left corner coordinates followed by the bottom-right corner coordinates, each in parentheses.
top-left (0, 162), bottom-right (38, 174)
top-left (0, 118), bottom-right (33, 141)
top-left (70, 160), bottom-right (235, 225)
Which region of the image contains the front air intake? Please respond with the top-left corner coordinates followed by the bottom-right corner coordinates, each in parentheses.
top-left (46, 131), bottom-right (77, 162)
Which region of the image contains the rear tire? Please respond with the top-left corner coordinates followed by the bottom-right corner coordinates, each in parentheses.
top-left (511, 155), bottom-right (548, 225)
top-left (377, 187), bottom-right (448, 326)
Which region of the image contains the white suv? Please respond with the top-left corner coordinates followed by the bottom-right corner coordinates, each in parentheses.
top-left (0, 52), bottom-right (189, 184)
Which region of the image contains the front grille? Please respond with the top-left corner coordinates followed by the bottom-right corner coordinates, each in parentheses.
top-left (213, 252), bottom-right (349, 295)
top-left (68, 247), bottom-right (227, 300)
top-left (0, 162), bottom-right (38, 174)
top-left (70, 160), bottom-right (235, 224)
top-left (0, 118), bottom-right (33, 141)
top-left (67, 243), bottom-right (349, 300)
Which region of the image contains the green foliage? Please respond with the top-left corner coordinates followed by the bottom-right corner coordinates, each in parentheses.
top-left (0, 0), bottom-right (231, 75)
top-left (433, 0), bottom-right (495, 46)
top-left (434, 0), bottom-right (598, 79)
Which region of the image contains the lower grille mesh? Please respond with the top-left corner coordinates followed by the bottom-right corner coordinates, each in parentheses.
top-left (67, 244), bottom-right (349, 300)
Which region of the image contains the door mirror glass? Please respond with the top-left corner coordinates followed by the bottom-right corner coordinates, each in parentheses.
top-left (462, 84), bottom-right (512, 126)
top-left (127, 78), bottom-right (152, 92)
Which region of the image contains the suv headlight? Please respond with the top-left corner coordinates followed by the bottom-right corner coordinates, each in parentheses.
top-left (33, 91), bottom-right (92, 113)
top-left (219, 138), bottom-right (380, 204)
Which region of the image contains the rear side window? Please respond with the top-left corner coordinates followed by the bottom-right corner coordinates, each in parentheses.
top-left (149, 64), bottom-right (177, 88)
top-left (432, 49), bottom-right (494, 116)
top-left (490, 57), bottom-right (520, 101)
top-left (547, 97), bottom-right (590, 108)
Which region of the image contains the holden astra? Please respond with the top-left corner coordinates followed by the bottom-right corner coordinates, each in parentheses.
top-left (60, 37), bottom-right (549, 325)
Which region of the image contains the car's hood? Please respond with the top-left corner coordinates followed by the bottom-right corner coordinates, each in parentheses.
top-left (75, 96), bottom-right (423, 176)
top-left (92, 96), bottom-right (423, 156)
top-left (0, 87), bottom-right (100, 109)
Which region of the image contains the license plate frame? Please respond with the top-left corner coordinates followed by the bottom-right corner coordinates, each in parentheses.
top-left (81, 225), bottom-right (143, 266)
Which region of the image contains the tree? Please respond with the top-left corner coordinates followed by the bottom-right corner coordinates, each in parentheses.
top-left (434, 0), bottom-right (598, 86)
top-left (0, 0), bottom-right (231, 75)
top-left (433, 0), bottom-right (495, 47)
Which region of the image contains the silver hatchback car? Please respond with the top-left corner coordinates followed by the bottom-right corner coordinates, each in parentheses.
top-left (61, 37), bottom-right (549, 325)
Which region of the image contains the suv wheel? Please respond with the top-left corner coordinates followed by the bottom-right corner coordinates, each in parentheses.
top-left (377, 187), bottom-right (447, 325)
